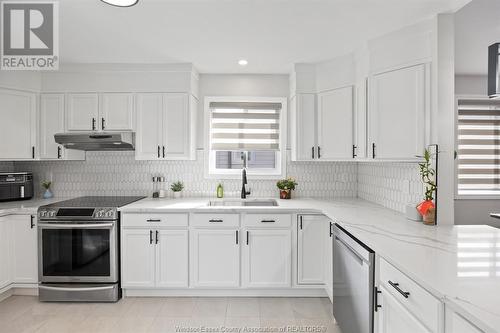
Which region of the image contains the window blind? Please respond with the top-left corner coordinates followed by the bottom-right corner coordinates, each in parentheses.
top-left (457, 98), bottom-right (500, 195)
top-left (210, 101), bottom-right (281, 151)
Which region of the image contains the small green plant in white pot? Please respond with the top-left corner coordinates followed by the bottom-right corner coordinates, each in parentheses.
top-left (171, 181), bottom-right (184, 198)
top-left (41, 181), bottom-right (53, 199)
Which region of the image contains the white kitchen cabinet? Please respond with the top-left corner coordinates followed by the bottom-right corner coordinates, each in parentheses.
top-left (445, 307), bottom-right (484, 333)
top-left (297, 215), bottom-right (326, 285)
top-left (99, 93), bottom-right (134, 131)
top-left (317, 86), bottom-right (354, 160)
top-left (136, 93), bottom-right (196, 160)
top-left (0, 217), bottom-right (12, 289)
top-left (377, 285), bottom-right (432, 333)
top-left (291, 93), bottom-right (316, 161)
top-left (156, 229), bottom-right (189, 288)
top-left (325, 221), bottom-right (333, 301)
top-left (0, 89), bottom-right (37, 160)
top-left (11, 215), bottom-right (37, 284)
top-left (242, 229), bottom-right (291, 288)
top-left (369, 64), bottom-right (427, 160)
top-left (40, 94), bottom-right (85, 161)
top-left (121, 229), bottom-right (156, 288)
top-left (354, 79), bottom-right (368, 159)
top-left (190, 228), bottom-right (240, 288)
top-left (66, 93), bottom-right (99, 131)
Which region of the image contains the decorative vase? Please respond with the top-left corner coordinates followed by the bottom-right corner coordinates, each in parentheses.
top-left (43, 189), bottom-right (53, 199)
top-left (173, 191), bottom-right (181, 199)
top-left (279, 189), bottom-right (291, 199)
top-left (423, 207), bottom-right (436, 225)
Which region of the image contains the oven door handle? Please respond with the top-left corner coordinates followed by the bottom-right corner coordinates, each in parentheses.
top-left (38, 285), bottom-right (115, 292)
top-left (38, 223), bottom-right (114, 229)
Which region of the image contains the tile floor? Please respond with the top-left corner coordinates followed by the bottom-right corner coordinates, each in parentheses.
top-left (0, 296), bottom-right (342, 333)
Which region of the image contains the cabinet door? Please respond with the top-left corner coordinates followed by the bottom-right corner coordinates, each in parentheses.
top-left (324, 221), bottom-right (333, 302)
top-left (370, 64), bottom-right (426, 160)
top-left (243, 229), bottom-right (291, 288)
top-left (445, 308), bottom-right (483, 333)
top-left (66, 93), bottom-right (99, 131)
top-left (163, 93), bottom-right (190, 159)
top-left (377, 285), bottom-right (432, 333)
top-left (297, 215), bottom-right (326, 285)
top-left (0, 89), bottom-right (36, 160)
top-left (317, 86), bottom-right (354, 160)
top-left (156, 229), bottom-right (189, 288)
top-left (135, 93), bottom-right (163, 160)
top-left (190, 229), bottom-right (240, 288)
top-left (121, 229), bottom-right (156, 288)
top-left (354, 79), bottom-right (368, 159)
top-left (11, 215), bottom-right (37, 284)
top-left (99, 93), bottom-right (134, 131)
top-left (0, 217), bottom-right (12, 289)
top-left (40, 94), bottom-right (64, 159)
top-left (291, 94), bottom-right (316, 161)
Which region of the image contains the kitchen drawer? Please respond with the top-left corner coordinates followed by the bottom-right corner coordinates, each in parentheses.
top-left (191, 213), bottom-right (240, 227)
top-left (122, 213), bottom-right (188, 227)
top-left (243, 214), bottom-right (292, 228)
top-left (379, 258), bottom-right (441, 333)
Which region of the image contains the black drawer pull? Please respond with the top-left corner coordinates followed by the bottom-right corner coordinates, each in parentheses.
top-left (157, 146), bottom-right (160, 158)
top-left (30, 215), bottom-right (35, 229)
top-left (147, 219), bottom-right (161, 222)
top-left (374, 287), bottom-right (382, 311)
top-left (236, 230), bottom-right (239, 244)
top-left (246, 231), bottom-right (249, 245)
top-left (388, 280), bottom-right (410, 299)
top-left (261, 219), bottom-right (275, 223)
top-left (155, 230), bottom-right (159, 244)
top-left (209, 219), bottom-right (223, 223)
top-left (149, 230), bottom-right (153, 244)
top-left (312, 146), bottom-right (315, 159)
top-left (329, 222), bottom-right (333, 237)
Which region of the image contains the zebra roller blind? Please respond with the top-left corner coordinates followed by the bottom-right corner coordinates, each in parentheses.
top-left (209, 101), bottom-right (282, 151)
top-left (457, 98), bottom-right (500, 195)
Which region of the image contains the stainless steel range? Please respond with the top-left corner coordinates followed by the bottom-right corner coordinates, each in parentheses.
top-left (37, 196), bottom-right (144, 302)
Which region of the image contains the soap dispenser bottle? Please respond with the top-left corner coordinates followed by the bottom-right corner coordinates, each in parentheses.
top-left (216, 183), bottom-right (224, 198)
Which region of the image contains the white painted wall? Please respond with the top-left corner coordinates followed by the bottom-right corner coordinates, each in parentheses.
top-left (197, 74), bottom-right (289, 149)
top-left (455, 74), bottom-right (487, 95)
top-left (0, 71), bottom-right (41, 92)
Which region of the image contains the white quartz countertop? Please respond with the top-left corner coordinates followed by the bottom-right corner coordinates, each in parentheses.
top-left (0, 197), bottom-right (63, 217)
top-left (121, 197), bottom-right (500, 333)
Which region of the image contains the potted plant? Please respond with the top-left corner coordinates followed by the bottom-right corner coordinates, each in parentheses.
top-left (171, 181), bottom-right (184, 199)
top-left (417, 149), bottom-right (437, 225)
top-left (276, 177), bottom-right (298, 199)
top-left (41, 180), bottom-right (53, 199)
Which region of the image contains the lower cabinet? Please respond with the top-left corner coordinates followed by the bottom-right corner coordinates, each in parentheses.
top-left (297, 215), bottom-right (327, 285)
top-left (0, 217), bottom-right (12, 289)
top-left (190, 228), bottom-right (240, 288)
top-left (242, 229), bottom-right (291, 288)
top-left (445, 307), bottom-right (484, 333)
top-left (121, 228), bottom-right (188, 288)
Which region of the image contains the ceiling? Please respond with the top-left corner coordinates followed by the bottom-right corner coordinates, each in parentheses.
top-left (58, 0), bottom-right (469, 73)
top-left (455, 0), bottom-right (500, 75)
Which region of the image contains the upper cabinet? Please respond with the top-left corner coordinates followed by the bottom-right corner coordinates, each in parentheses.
top-left (136, 93), bottom-right (197, 160)
top-left (0, 89), bottom-right (37, 160)
top-left (66, 93), bottom-right (134, 132)
top-left (290, 94), bottom-right (316, 161)
top-left (369, 64), bottom-right (428, 160)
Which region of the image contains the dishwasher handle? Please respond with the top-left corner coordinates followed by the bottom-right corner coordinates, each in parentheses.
top-left (335, 235), bottom-right (366, 265)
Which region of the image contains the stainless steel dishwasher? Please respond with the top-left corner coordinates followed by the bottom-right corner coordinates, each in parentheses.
top-left (332, 223), bottom-right (375, 333)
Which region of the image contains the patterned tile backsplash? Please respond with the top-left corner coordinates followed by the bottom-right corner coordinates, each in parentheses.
top-left (14, 150), bottom-right (358, 200)
top-left (13, 152), bottom-right (423, 213)
top-left (357, 162), bottom-right (423, 213)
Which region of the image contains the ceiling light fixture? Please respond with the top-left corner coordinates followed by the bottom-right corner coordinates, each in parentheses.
top-left (101, 0), bottom-right (139, 7)
top-left (238, 59), bottom-right (248, 66)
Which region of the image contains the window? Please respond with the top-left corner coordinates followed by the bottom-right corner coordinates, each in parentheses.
top-left (457, 97), bottom-right (500, 196)
top-left (205, 98), bottom-right (286, 178)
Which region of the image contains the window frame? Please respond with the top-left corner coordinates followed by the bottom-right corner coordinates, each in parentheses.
top-left (204, 96), bottom-right (287, 180)
top-left (455, 94), bottom-right (500, 199)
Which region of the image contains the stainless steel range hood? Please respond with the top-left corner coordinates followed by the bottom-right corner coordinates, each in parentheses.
top-left (54, 132), bottom-right (135, 151)
top-left (488, 43), bottom-right (500, 98)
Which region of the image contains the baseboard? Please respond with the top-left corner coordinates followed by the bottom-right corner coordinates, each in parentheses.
top-left (124, 288), bottom-right (328, 297)
top-left (0, 284), bottom-right (38, 302)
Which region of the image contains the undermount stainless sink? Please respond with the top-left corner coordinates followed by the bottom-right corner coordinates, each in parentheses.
top-left (208, 199), bottom-right (278, 207)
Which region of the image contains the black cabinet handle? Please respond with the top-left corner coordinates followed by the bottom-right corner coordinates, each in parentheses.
top-left (30, 215), bottom-right (35, 229)
top-left (246, 231), bottom-right (249, 245)
top-left (260, 220), bottom-right (275, 223)
top-left (155, 230), bottom-right (159, 244)
top-left (157, 145), bottom-right (160, 158)
top-left (57, 146), bottom-right (62, 159)
top-left (92, 118), bottom-right (96, 131)
top-left (147, 219), bottom-right (161, 222)
top-left (312, 146), bottom-right (315, 159)
top-left (32, 146), bottom-right (35, 159)
top-left (329, 222), bottom-right (333, 237)
top-left (388, 280), bottom-right (410, 299)
top-left (209, 219), bottom-right (223, 223)
top-left (101, 118), bottom-right (105, 130)
top-left (374, 287), bottom-right (382, 311)
top-left (163, 146), bottom-right (166, 158)
top-left (149, 230), bottom-right (153, 244)
top-left (318, 146), bottom-right (321, 159)
top-left (372, 143), bottom-right (376, 159)
top-left (352, 145), bottom-right (357, 158)
top-left (236, 230), bottom-right (239, 244)
top-left (299, 216), bottom-right (303, 230)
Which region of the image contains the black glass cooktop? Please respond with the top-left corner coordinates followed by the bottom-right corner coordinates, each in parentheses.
top-left (42, 196), bottom-right (145, 208)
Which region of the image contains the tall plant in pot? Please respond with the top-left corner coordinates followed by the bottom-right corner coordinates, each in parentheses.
top-left (417, 149), bottom-right (437, 225)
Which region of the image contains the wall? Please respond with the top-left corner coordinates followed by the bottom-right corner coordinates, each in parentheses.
top-left (14, 151), bottom-right (357, 199)
top-left (455, 74), bottom-right (487, 95)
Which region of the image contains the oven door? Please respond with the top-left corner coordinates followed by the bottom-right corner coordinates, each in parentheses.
top-left (38, 221), bottom-right (118, 283)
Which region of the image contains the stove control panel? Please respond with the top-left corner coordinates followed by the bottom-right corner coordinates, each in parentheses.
top-left (94, 208), bottom-right (117, 219)
top-left (38, 207), bottom-right (118, 220)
